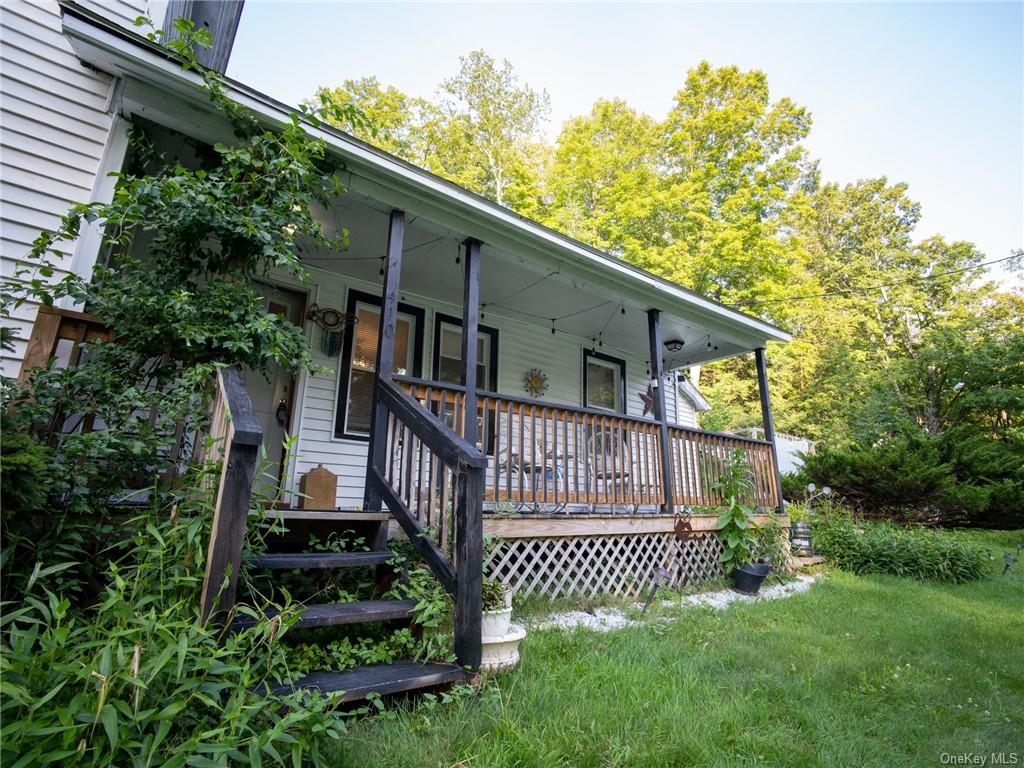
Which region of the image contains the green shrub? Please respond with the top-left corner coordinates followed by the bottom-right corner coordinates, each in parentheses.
top-left (814, 513), bottom-right (990, 583)
top-left (801, 431), bottom-right (954, 516)
top-left (802, 428), bottom-right (1023, 529)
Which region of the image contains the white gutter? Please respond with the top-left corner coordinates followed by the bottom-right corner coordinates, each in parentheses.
top-left (60, 2), bottom-right (791, 346)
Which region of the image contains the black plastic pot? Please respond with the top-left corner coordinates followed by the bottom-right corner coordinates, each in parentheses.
top-left (732, 562), bottom-right (772, 594)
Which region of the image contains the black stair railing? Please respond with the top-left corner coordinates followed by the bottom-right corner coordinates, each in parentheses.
top-left (366, 377), bottom-right (487, 670)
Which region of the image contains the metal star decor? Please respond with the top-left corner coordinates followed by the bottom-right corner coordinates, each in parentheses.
top-left (640, 382), bottom-right (656, 417)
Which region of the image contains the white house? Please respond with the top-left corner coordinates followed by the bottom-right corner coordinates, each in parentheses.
top-left (2, 0), bottom-right (791, 604)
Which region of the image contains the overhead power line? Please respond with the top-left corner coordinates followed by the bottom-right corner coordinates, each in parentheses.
top-left (731, 253), bottom-right (1020, 308)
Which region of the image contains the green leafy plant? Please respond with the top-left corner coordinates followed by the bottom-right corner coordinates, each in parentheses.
top-left (482, 579), bottom-right (509, 612)
top-left (0, 487), bottom-right (349, 766)
top-left (814, 510), bottom-right (990, 583)
top-left (714, 449), bottom-right (761, 570)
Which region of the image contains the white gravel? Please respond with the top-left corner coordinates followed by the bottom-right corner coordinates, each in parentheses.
top-left (534, 574), bottom-right (820, 633)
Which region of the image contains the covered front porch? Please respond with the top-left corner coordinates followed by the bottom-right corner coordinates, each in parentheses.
top-left (275, 191), bottom-right (788, 522)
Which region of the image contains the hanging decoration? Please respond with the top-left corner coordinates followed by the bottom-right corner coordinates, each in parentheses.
top-left (305, 303), bottom-right (356, 359)
top-left (523, 368), bottom-right (549, 398)
top-left (640, 381), bottom-right (657, 417)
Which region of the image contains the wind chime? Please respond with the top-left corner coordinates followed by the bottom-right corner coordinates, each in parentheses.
top-left (305, 303), bottom-right (357, 357)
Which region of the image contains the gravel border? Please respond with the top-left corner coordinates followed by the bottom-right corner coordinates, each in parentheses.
top-left (533, 574), bottom-right (820, 633)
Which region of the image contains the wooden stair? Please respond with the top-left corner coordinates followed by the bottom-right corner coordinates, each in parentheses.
top-left (231, 598), bottom-right (417, 631)
top-left (235, 536), bottom-right (463, 702)
top-left (248, 551), bottom-right (393, 569)
top-left (267, 660), bottom-right (465, 701)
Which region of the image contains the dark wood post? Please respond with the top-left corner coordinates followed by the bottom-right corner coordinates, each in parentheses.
top-left (755, 347), bottom-right (785, 514)
top-left (460, 239), bottom-right (481, 447)
top-left (454, 465), bottom-right (484, 670)
top-left (647, 309), bottom-right (676, 514)
top-left (364, 209), bottom-right (405, 513)
top-left (454, 237), bottom-right (483, 670)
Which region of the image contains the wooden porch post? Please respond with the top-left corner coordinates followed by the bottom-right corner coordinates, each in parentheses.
top-left (460, 239), bottom-right (481, 446)
top-left (364, 209), bottom-right (405, 513)
top-left (755, 347), bottom-right (785, 514)
top-left (647, 309), bottom-right (676, 514)
top-left (454, 237), bottom-right (483, 670)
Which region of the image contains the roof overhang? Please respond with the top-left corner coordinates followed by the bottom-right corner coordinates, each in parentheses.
top-left (59, 2), bottom-right (791, 356)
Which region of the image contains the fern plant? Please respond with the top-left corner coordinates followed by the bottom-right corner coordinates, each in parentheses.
top-left (714, 449), bottom-right (761, 571)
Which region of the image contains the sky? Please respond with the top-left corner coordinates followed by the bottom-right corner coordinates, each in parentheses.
top-left (228, 1), bottom-right (1024, 285)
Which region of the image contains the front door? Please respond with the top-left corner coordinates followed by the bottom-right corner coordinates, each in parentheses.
top-left (245, 285), bottom-right (306, 502)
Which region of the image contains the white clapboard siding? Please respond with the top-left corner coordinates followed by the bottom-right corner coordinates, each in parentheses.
top-left (0, 0), bottom-right (149, 377)
top-left (288, 267), bottom-right (696, 508)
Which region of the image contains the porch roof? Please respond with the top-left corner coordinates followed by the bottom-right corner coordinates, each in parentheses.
top-left (59, 2), bottom-right (791, 363)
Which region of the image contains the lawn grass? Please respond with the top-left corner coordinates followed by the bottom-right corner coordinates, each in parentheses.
top-left (336, 530), bottom-right (1024, 767)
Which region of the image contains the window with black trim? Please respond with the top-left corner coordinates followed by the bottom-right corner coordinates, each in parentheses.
top-left (334, 289), bottom-right (424, 439)
top-left (433, 313), bottom-right (499, 452)
top-left (583, 349), bottom-right (626, 413)
top-left (432, 313), bottom-right (499, 391)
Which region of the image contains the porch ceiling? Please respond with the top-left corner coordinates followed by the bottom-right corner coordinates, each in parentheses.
top-left (303, 197), bottom-right (758, 367)
top-left (59, 1), bottom-right (790, 365)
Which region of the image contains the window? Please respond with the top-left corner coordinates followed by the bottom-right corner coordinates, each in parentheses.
top-left (433, 313), bottom-right (499, 452)
top-left (432, 313), bottom-right (498, 392)
top-left (334, 289), bottom-right (424, 439)
top-left (583, 350), bottom-right (625, 413)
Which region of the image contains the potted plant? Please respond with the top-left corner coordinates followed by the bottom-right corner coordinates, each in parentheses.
top-left (716, 450), bottom-right (770, 594)
top-left (480, 577), bottom-right (526, 673)
top-left (481, 578), bottom-right (513, 637)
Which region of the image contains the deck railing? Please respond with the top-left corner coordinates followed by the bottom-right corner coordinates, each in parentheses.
top-left (395, 376), bottom-right (778, 512)
top-left (667, 426), bottom-right (778, 509)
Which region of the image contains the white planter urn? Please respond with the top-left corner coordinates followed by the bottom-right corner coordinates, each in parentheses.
top-left (480, 590), bottom-right (525, 673)
top-left (481, 606), bottom-right (513, 639)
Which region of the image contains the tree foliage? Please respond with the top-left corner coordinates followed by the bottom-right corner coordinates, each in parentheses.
top-left (310, 55), bottom-right (1022, 525)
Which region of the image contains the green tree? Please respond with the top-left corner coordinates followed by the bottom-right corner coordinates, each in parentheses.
top-left (433, 50), bottom-right (549, 211)
top-left (314, 76), bottom-right (431, 161)
top-left (541, 99), bottom-right (661, 258)
top-left (657, 61), bottom-right (815, 304)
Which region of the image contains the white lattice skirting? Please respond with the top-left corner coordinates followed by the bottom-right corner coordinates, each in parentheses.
top-left (484, 531), bottom-right (725, 598)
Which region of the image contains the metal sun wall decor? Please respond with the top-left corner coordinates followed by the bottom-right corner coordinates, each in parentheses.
top-left (523, 368), bottom-right (548, 398)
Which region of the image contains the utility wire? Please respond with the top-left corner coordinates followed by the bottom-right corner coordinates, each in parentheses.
top-left (731, 253), bottom-right (1020, 308)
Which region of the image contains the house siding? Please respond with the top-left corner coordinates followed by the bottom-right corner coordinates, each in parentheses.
top-left (0, 0), bottom-right (149, 377)
top-left (287, 267), bottom-right (696, 508)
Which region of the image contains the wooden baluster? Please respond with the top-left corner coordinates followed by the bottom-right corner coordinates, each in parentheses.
top-left (540, 406), bottom-right (548, 505)
top-left (505, 398), bottom-right (514, 503)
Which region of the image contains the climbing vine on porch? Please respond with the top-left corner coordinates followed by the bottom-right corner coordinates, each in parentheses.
top-left (0, 18), bottom-right (388, 766)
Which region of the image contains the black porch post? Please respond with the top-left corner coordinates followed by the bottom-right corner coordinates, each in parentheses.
top-left (460, 239), bottom-right (481, 446)
top-left (454, 237), bottom-right (483, 669)
top-left (755, 347), bottom-right (785, 514)
top-left (647, 309), bottom-right (676, 514)
top-left (364, 209), bottom-right (405, 513)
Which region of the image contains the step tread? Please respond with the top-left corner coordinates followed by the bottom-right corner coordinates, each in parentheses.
top-left (231, 599), bottom-right (417, 631)
top-left (248, 551), bottom-right (394, 569)
top-left (250, 510), bottom-right (391, 522)
top-left (268, 660), bottom-right (465, 701)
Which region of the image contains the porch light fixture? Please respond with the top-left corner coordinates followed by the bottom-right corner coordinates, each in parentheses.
top-left (664, 339), bottom-right (684, 352)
